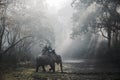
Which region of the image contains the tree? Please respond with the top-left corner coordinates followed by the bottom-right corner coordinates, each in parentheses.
top-left (0, 0), bottom-right (32, 63)
top-left (71, 0), bottom-right (120, 49)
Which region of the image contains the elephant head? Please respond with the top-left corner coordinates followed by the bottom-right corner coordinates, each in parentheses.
top-left (49, 50), bottom-right (63, 73)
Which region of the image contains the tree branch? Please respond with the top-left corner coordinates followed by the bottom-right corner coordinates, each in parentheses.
top-left (3, 36), bottom-right (32, 54)
top-left (71, 0), bottom-right (77, 7)
top-left (100, 28), bottom-right (109, 39)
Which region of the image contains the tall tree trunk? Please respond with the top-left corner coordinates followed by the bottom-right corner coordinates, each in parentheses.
top-left (108, 28), bottom-right (111, 49)
top-left (115, 30), bottom-right (118, 46)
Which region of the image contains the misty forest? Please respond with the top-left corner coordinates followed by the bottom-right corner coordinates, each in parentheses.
top-left (0, 0), bottom-right (120, 80)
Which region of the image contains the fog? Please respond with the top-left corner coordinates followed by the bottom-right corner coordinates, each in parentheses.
top-left (46, 0), bottom-right (74, 55)
top-left (5, 0), bottom-right (107, 60)
top-left (1, 1), bottom-right (120, 79)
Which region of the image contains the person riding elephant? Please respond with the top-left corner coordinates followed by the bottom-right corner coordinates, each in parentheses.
top-left (42, 45), bottom-right (49, 55)
top-left (42, 45), bottom-right (52, 55)
top-left (47, 45), bottom-right (52, 52)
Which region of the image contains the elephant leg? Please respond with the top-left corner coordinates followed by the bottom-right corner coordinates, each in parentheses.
top-left (36, 65), bottom-right (39, 72)
top-left (52, 63), bottom-right (55, 72)
top-left (50, 63), bottom-right (55, 72)
top-left (42, 65), bottom-right (46, 72)
top-left (52, 65), bottom-right (55, 73)
top-left (60, 62), bottom-right (63, 73)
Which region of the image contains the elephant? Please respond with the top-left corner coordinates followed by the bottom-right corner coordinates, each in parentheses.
top-left (36, 54), bottom-right (55, 72)
top-left (36, 50), bottom-right (63, 73)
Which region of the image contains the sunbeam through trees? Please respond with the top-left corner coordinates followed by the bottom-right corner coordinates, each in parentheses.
top-left (0, 0), bottom-right (120, 80)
